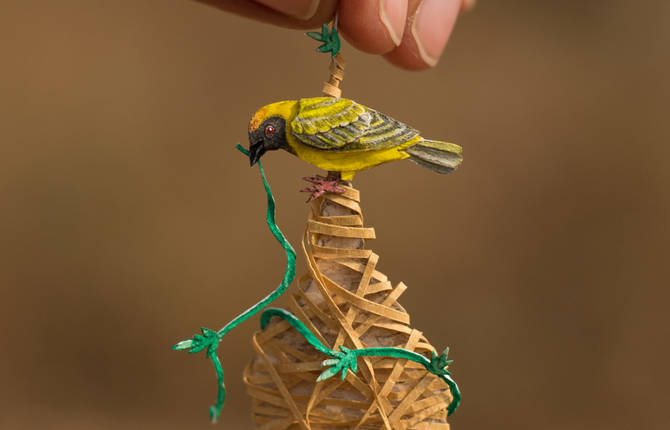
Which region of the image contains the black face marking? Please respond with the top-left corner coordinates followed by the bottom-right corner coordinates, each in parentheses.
top-left (248, 116), bottom-right (288, 166)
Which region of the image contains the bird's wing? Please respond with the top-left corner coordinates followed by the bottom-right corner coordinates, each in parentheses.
top-left (290, 97), bottom-right (419, 151)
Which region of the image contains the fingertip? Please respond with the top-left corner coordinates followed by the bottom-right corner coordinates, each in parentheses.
top-left (288, 0), bottom-right (338, 28)
top-left (384, 0), bottom-right (460, 70)
top-left (461, 0), bottom-right (477, 13)
top-left (339, 0), bottom-right (407, 55)
top-left (195, 0), bottom-right (338, 30)
top-left (255, 0), bottom-right (320, 20)
top-left (379, 0), bottom-right (408, 46)
top-left (383, 47), bottom-right (432, 71)
top-left (282, 0), bottom-right (339, 29)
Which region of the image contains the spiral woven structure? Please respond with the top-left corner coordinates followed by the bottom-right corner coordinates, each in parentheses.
top-left (244, 186), bottom-right (455, 429)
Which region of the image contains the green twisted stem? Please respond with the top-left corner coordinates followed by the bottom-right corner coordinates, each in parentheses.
top-left (172, 145), bottom-right (297, 423)
top-left (260, 308), bottom-right (462, 416)
top-left (173, 145), bottom-right (461, 421)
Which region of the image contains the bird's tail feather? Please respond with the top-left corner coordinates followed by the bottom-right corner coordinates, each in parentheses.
top-left (404, 139), bottom-right (462, 174)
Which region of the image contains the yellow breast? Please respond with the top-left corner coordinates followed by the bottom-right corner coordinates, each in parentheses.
top-left (286, 134), bottom-right (419, 180)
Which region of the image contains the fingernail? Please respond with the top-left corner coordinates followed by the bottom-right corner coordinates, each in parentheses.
top-left (412, 0), bottom-right (460, 67)
top-left (256, 0), bottom-right (320, 20)
top-left (379, 0), bottom-right (407, 46)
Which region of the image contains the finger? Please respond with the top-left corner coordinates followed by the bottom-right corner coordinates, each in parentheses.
top-left (461, 0), bottom-right (476, 13)
top-left (338, 0), bottom-right (408, 55)
top-left (255, 0), bottom-right (323, 20)
top-left (194, 0), bottom-right (338, 30)
top-left (384, 0), bottom-right (461, 70)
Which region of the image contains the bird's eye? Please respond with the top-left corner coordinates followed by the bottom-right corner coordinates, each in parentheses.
top-left (264, 125), bottom-right (275, 138)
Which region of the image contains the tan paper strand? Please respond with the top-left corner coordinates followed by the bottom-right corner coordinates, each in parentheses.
top-left (322, 54), bottom-right (346, 98)
top-left (245, 185), bottom-right (455, 429)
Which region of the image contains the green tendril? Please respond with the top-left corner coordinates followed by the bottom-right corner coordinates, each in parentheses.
top-left (260, 308), bottom-right (462, 416)
top-left (172, 145), bottom-right (296, 423)
top-left (173, 144), bottom-right (461, 421)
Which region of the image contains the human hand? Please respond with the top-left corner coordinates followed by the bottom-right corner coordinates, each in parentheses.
top-left (195, 0), bottom-right (475, 70)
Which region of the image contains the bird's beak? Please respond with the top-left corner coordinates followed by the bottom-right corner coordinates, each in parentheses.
top-left (249, 141), bottom-right (266, 167)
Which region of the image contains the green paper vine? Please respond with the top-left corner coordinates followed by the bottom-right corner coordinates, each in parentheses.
top-left (260, 308), bottom-right (462, 416)
top-left (306, 22), bottom-right (341, 57)
top-left (173, 144), bottom-right (461, 422)
top-left (172, 144), bottom-right (297, 423)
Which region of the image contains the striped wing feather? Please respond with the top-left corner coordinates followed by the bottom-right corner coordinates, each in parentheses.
top-left (290, 97), bottom-right (419, 151)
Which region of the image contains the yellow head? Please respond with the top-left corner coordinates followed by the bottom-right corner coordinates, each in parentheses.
top-left (247, 100), bottom-right (299, 166)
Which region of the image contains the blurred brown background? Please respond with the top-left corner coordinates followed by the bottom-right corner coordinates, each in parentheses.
top-left (1, 0), bottom-right (669, 429)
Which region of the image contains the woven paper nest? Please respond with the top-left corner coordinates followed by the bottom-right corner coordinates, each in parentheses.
top-left (244, 186), bottom-right (455, 430)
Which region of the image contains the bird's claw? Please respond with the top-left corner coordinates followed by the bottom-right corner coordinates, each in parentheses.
top-left (301, 175), bottom-right (346, 202)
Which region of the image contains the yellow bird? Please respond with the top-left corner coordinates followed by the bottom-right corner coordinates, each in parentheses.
top-left (247, 97), bottom-right (462, 200)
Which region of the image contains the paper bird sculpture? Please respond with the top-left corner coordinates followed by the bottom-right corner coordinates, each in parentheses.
top-left (247, 96), bottom-right (462, 201)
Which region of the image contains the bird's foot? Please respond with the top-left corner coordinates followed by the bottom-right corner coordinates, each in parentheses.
top-left (301, 175), bottom-right (346, 202)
